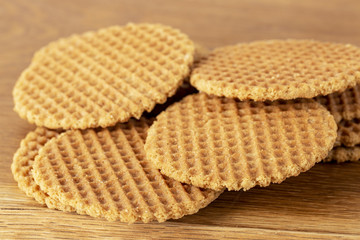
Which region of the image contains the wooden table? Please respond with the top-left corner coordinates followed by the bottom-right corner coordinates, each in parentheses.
top-left (1, 0), bottom-right (360, 239)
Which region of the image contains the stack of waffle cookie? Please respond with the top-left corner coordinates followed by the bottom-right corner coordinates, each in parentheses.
top-left (11, 23), bottom-right (360, 223)
top-left (316, 86), bottom-right (360, 163)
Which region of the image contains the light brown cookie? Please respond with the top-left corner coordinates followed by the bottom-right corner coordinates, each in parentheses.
top-left (33, 118), bottom-right (221, 223)
top-left (316, 85), bottom-right (360, 123)
top-left (13, 23), bottom-right (195, 129)
top-left (190, 40), bottom-right (360, 101)
top-left (11, 127), bottom-right (74, 212)
top-left (145, 93), bottom-right (337, 191)
top-left (325, 146), bottom-right (360, 163)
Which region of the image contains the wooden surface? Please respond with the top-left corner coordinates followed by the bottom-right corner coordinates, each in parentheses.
top-left (1, 0), bottom-right (360, 239)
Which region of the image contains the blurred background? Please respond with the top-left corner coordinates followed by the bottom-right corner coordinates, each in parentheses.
top-left (2, 0), bottom-right (360, 50)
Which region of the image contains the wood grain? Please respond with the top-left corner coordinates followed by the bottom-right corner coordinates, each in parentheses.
top-left (1, 0), bottom-right (360, 239)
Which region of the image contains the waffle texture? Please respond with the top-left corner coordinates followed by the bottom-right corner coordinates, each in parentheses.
top-left (11, 128), bottom-right (74, 212)
top-left (145, 93), bottom-right (337, 191)
top-left (316, 85), bottom-right (360, 123)
top-left (13, 23), bottom-right (195, 129)
top-left (33, 118), bottom-right (221, 223)
top-left (326, 146), bottom-right (360, 163)
top-left (336, 119), bottom-right (360, 147)
top-left (190, 40), bottom-right (360, 101)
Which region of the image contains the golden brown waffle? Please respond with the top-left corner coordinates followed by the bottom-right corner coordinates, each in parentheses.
top-left (316, 85), bottom-right (360, 123)
top-left (325, 146), bottom-right (360, 163)
top-left (145, 93), bottom-right (337, 191)
top-left (13, 23), bottom-right (195, 129)
top-left (190, 40), bottom-right (360, 101)
top-left (11, 127), bottom-right (74, 212)
top-left (32, 118), bottom-right (221, 223)
top-left (336, 119), bottom-right (360, 147)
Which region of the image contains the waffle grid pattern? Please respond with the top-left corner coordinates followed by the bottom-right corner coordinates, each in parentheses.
top-left (11, 127), bottom-right (74, 211)
top-left (145, 93), bottom-right (337, 191)
top-left (13, 23), bottom-right (195, 129)
top-left (335, 119), bottom-right (360, 147)
top-left (191, 40), bottom-right (360, 101)
top-left (33, 118), bottom-right (220, 223)
top-left (316, 85), bottom-right (360, 123)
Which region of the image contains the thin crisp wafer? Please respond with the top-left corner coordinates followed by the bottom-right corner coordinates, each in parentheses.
top-left (11, 127), bottom-right (74, 212)
top-left (326, 146), bottom-right (360, 163)
top-left (13, 23), bottom-right (195, 129)
top-left (191, 40), bottom-right (360, 101)
top-left (33, 118), bottom-right (221, 223)
top-left (316, 85), bottom-right (360, 123)
top-left (145, 93), bottom-right (337, 191)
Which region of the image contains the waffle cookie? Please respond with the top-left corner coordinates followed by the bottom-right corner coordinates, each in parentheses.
top-left (326, 146), bottom-right (360, 163)
top-left (316, 85), bottom-right (360, 123)
top-left (190, 40), bottom-right (360, 101)
top-left (32, 118), bottom-right (221, 223)
top-left (336, 119), bottom-right (360, 147)
top-left (13, 23), bottom-right (195, 129)
top-left (11, 127), bottom-right (74, 212)
top-left (145, 93), bottom-right (337, 191)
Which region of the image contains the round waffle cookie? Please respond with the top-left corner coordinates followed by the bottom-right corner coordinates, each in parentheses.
top-left (13, 23), bottom-right (195, 129)
top-left (190, 40), bottom-right (360, 101)
top-left (326, 146), bottom-right (360, 163)
top-left (316, 85), bottom-right (360, 123)
top-left (145, 93), bottom-right (337, 191)
top-left (11, 127), bottom-right (74, 212)
top-left (32, 118), bottom-right (221, 223)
